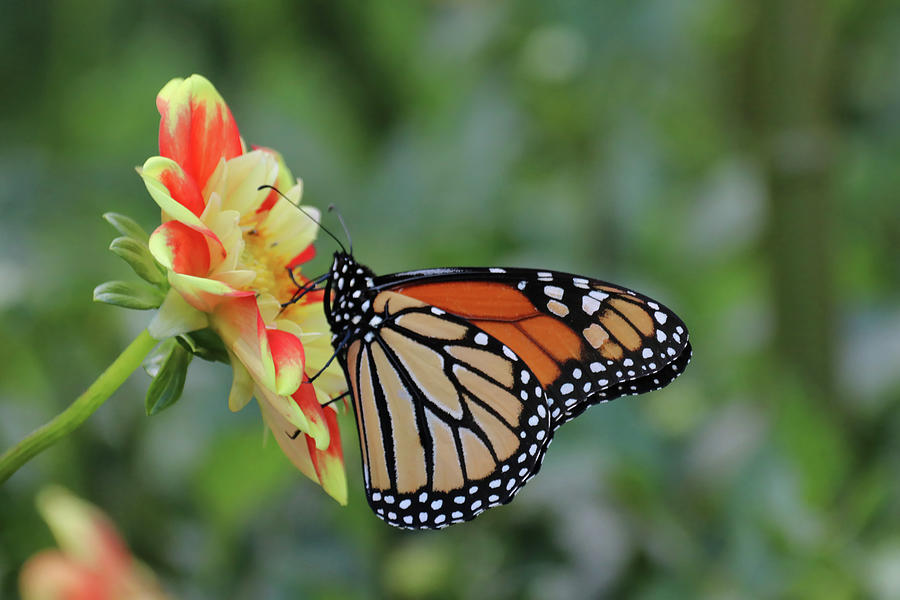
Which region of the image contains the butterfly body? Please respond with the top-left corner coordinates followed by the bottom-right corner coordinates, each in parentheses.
top-left (323, 252), bottom-right (691, 529)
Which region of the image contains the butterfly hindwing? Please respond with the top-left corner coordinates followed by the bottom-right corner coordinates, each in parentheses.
top-left (340, 291), bottom-right (552, 529)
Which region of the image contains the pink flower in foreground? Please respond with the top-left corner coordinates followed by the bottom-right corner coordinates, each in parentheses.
top-left (139, 75), bottom-right (346, 502)
top-left (19, 487), bottom-right (168, 600)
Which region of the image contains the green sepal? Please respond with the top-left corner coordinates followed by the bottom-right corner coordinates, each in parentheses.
top-left (93, 280), bottom-right (165, 310)
top-left (144, 338), bottom-right (192, 416)
top-left (109, 237), bottom-right (167, 287)
top-left (177, 328), bottom-right (230, 364)
top-left (103, 212), bottom-right (150, 243)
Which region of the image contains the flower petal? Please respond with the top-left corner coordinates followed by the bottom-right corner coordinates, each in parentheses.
top-left (169, 272), bottom-right (248, 314)
top-left (288, 243), bottom-right (316, 270)
top-left (255, 293), bottom-right (281, 324)
top-left (19, 551), bottom-right (107, 600)
top-left (256, 384), bottom-right (315, 435)
top-left (227, 354), bottom-right (255, 412)
top-left (157, 75), bottom-right (242, 191)
top-left (139, 156), bottom-right (205, 219)
top-left (218, 150), bottom-right (279, 215)
top-left (36, 487), bottom-right (132, 573)
top-left (213, 295), bottom-right (276, 390)
top-left (284, 302), bottom-right (348, 397)
top-left (149, 288), bottom-right (209, 339)
top-left (214, 269), bottom-right (257, 290)
top-left (257, 397), bottom-right (319, 483)
top-left (149, 221), bottom-right (210, 277)
top-left (291, 381), bottom-right (329, 450)
top-left (307, 409), bottom-right (347, 505)
top-left (140, 157), bottom-right (206, 227)
top-left (254, 146), bottom-right (297, 212)
top-left (256, 192), bottom-right (320, 268)
top-left (268, 329), bottom-right (305, 396)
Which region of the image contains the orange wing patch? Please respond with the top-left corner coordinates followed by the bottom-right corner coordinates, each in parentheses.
top-left (517, 315), bottom-right (583, 362)
top-left (609, 298), bottom-right (654, 336)
top-left (473, 321), bottom-right (561, 385)
top-left (597, 310), bottom-right (642, 351)
top-left (397, 282), bottom-right (584, 388)
top-left (399, 282), bottom-right (537, 320)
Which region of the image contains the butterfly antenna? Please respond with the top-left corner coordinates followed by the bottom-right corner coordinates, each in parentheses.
top-left (328, 204), bottom-right (353, 256)
top-left (257, 185), bottom-right (347, 254)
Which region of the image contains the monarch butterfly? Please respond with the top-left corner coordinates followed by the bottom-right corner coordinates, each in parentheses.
top-left (316, 251), bottom-right (691, 530)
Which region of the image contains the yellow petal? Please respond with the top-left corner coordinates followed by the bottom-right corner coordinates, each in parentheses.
top-left (227, 355), bottom-right (255, 412)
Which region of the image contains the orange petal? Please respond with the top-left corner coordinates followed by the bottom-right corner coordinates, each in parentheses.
top-left (149, 156), bottom-right (205, 218)
top-left (19, 551), bottom-right (108, 600)
top-left (307, 409), bottom-right (347, 505)
top-left (268, 329), bottom-right (305, 396)
top-left (214, 295), bottom-right (276, 390)
top-left (36, 487), bottom-right (132, 574)
top-left (288, 243), bottom-right (316, 269)
top-left (291, 381), bottom-right (329, 449)
top-left (169, 272), bottom-right (249, 314)
top-left (157, 75), bottom-right (243, 191)
top-left (149, 221), bottom-right (210, 277)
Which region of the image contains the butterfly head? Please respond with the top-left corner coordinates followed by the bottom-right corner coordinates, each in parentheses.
top-left (325, 252), bottom-right (376, 341)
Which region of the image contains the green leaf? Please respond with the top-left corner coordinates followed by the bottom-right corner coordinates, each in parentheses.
top-left (177, 328), bottom-right (230, 364)
top-left (143, 338), bottom-right (176, 377)
top-left (145, 341), bottom-right (192, 416)
top-left (103, 212), bottom-right (150, 243)
top-left (109, 237), bottom-right (167, 286)
top-left (93, 280), bottom-right (165, 310)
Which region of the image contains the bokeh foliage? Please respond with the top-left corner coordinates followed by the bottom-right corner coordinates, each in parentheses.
top-left (1, 0), bottom-right (899, 598)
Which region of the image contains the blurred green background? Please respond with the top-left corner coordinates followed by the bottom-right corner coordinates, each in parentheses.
top-left (1, 0), bottom-right (899, 598)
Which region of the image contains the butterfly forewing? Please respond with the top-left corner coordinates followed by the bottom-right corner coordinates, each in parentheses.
top-left (375, 266), bottom-right (691, 429)
top-left (339, 289), bottom-right (552, 529)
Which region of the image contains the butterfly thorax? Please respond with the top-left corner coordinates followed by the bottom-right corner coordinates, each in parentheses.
top-left (324, 252), bottom-right (378, 348)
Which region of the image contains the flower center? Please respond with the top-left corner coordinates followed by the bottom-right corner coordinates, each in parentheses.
top-left (239, 219), bottom-right (295, 303)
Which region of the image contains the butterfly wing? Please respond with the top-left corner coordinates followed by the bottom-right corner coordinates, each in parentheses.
top-left (334, 263), bottom-right (690, 529)
top-left (374, 267), bottom-right (691, 429)
top-left (341, 291), bottom-right (551, 529)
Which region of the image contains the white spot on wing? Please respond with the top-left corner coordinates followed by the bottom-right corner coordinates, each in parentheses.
top-left (582, 295), bottom-right (601, 315)
top-left (544, 285), bottom-right (564, 299)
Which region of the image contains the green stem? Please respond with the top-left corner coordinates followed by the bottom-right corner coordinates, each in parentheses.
top-left (0, 329), bottom-right (158, 484)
